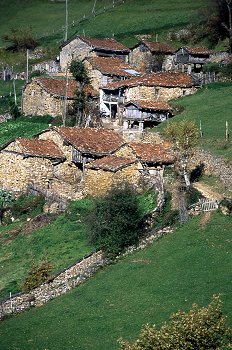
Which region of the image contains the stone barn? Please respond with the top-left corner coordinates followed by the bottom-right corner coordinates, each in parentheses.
top-left (60, 35), bottom-right (130, 71)
top-left (22, 77), bottom-right (97, 117)
top-left (123, 100), bottom-right (173, 133)
top-left (129, 40), bottom-right (175, 73)
top-left (83, 56), bottom-right (140, 91)
top-left (100, 72), bottom-right (196, 118)
top-left (174, 47), bottom-right (211, 74)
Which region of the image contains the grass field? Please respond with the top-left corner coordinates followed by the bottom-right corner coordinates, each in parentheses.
top-left (0, 211), bottom-right (231, 350)
top-left (0, 0), bottom-right (215, 48)
top-left (0, 116), bottom-right (53, 146)
top-left (0, 192), bottom-right (156, 300)
top-left (158, 82), bottom-right (232, 160)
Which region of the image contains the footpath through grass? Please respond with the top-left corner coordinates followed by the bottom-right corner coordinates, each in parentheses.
top-left (0, 211), bottom-right (231, 350)
top-left (158, 82), bottom-right (232, 160)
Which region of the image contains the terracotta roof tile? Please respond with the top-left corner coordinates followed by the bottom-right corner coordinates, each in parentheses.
top-left (86, 57), bottom-right (139, 77)
top-left (104, 72), bottom-right (194, 90)
top-left (79, 36), bottom-right (129, 52)
top-left (86, 155), bottom-right (136, 172)
top-left (55, 127), bottom-right (125, 155)
top-left (125, 100), bottom-right (173, 111)
top-left (130, 142), bottom-right (173, 164)
top-left (141, 40), bottom-right (175, 53)
top-left (16, 138), bottom-right (65, 159)
top-left (33, 78), bottom-right (98, 98)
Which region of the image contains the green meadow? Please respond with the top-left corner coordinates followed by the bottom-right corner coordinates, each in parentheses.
top-left (158, 82), bottom-right (232, 160)
top-left (0, 211), bottom-right (231, 350)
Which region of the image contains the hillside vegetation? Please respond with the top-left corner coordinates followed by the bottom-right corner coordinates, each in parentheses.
top-left (158, 82), bottom-right (232, 160)
top-left (0, 0), bottom-right (215, 49)
top-left (0, 211), bottom-right (231, 350)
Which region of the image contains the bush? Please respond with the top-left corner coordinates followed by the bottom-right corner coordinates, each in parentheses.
top-left (21, 260), bottom-right (53, 292)
top-left (11, 193), bottom-right (45, 219)
top-left (119, 295), bottom-right (231, 350)
top-left (86, 184), bottom-right (145, 257)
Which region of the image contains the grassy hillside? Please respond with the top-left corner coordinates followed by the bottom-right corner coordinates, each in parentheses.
top-left (0, 0), bottom-right (215, 48)
top-left (0, 116), bottom-right (53, 146)
top-left (0, 211), bottom-right (231, 350)
top-left (158, 82), bottom-right (232, 160)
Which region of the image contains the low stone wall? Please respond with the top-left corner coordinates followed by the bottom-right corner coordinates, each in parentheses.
top-left (0, 251), bottom-right (105, 320)
top-left (189, 149), bottom-right (232, 192)
top-left (0, 225), bottom-right (173, 321)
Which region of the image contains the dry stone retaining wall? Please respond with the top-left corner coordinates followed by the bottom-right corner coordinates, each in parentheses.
top-left (0, 225), bottom-right (173, 321)
top-left (190, 149), bottom-right (232, 192)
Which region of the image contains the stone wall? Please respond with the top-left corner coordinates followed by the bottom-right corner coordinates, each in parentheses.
top-left (84, 60), bottom-right (112, 90)
top-left (85, 162), bottom-right (142, 197)
top-left (189, 149), bottom-right (232, 192)
top-left (60, 38), bottom-right (94, 72)
top-left (129, 46), bottom-right (152, 72)
top-left (22, 80), bottom-right (74, 117)
top-left (125, 85), bottom-right (196, 102)
top-left (0, 251), bottom-right (105, 320)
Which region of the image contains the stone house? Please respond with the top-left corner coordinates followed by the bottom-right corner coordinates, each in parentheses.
top-left (0, 138), bottom-right (71, 197)
top-left (83, 56), bottom-right (140, 92)
top-left (22, 77), bottom-right (97, 117)
top-left (85, 155), bottom-right (142, 196)
top-left (129, 40), bottom-right (175, 73)
top-left (60, 35), bottom-right (130, 72)
top-left (173, 47), bottom-right (211, 74)
top-left (100, 72), bottom-right (196, 118)
top-left (123, 100), bottom-right (173, 133)
top-left (31, 60), bottom-right (60, 76)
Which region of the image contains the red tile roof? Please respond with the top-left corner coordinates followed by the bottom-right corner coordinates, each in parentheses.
top-left (104, 72), bottom-right (194, 90)
top-left (130, 142), bottom-right (173, 164)
top-left (137, 40), bottom-right (175, 53)
top-left (78, 36), bottom-right (129, 52)
top-left (33, 78), bottom-right (98, 98)
top-left (16, 138), bottom-right (65, 159)
top-left (55, 127), bottom-right (125, 155)
top-left (86, 155), bottom-right (136, 172)
top-left (125, 100), bottom-right (173, 111)
top-left (86, 57), bottom-right (139, 77)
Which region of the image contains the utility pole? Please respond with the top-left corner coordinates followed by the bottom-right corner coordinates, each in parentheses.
top-left (26, 49), bottom-right (29, 83)
top-left (13, 79), bottom-right (17, 105)
top-left (64, 0), bottom-right (68, 42)
top-left (226, 120), bottom-right (229, 143)
top-left (62, 67), bottom-right (69, 126)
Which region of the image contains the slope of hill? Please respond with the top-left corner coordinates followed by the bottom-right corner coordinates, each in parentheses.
top-left (0, 0), bottom-right (215, 48)
top-left (158, 82), bottom-right (232, 160)
top-left (0, 211), bottom-right (231, 350)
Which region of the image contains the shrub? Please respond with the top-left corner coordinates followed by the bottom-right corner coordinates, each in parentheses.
top-left (21, 260), bottom-right (53, 292)
top-left (86, 184), bottom-right (145, 257)
top-left (119, 295), bottom-right (231, 350)
top-left (0, 189), bottom-right (14, 224)
top-left (11, 193), bottom-right (45, 219)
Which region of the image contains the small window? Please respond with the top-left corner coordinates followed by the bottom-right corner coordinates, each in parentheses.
top-left (154, 88), bottom-right (160, 97)
top-left (182, 89), bottom-right (186, 96)
top-left (31, 90), bottom-right (35, 96)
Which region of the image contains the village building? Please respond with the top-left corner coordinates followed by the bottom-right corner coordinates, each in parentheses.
top-left (22, 77), bottom-right (97, 117)
top-left (173, 47), bottom-right (211, 74)
top-left (129, 40), bottom-right (175, 73)
top-left (123, 100), bottom-right (173, 136)
top-left (60, 35), bottom-right (130, 72)
top-left (100, 72), bottom-right (196, 119)
top-left (83, 56), bottom-right (140, 93)
top-left (31, 60), bottom-right (60, 76)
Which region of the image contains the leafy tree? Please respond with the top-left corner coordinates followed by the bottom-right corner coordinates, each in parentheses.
top-left (2, 27), bottom-right (38, 52)
top-left (69, 59), bottom-right (92, 126)
top-left (218, 0), bottom-right (232, 52)
top-left (86, 184), bottom-right (144, 257)
top-left (0, 189), bottom-right (14, 224)
top-left (119, 295), bottom-right (231, 350)
top-left (165, 120), bottom-right (199, 188)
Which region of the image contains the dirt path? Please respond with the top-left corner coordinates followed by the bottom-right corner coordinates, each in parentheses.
top-left (193, 182), bottom-right (223, 201)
